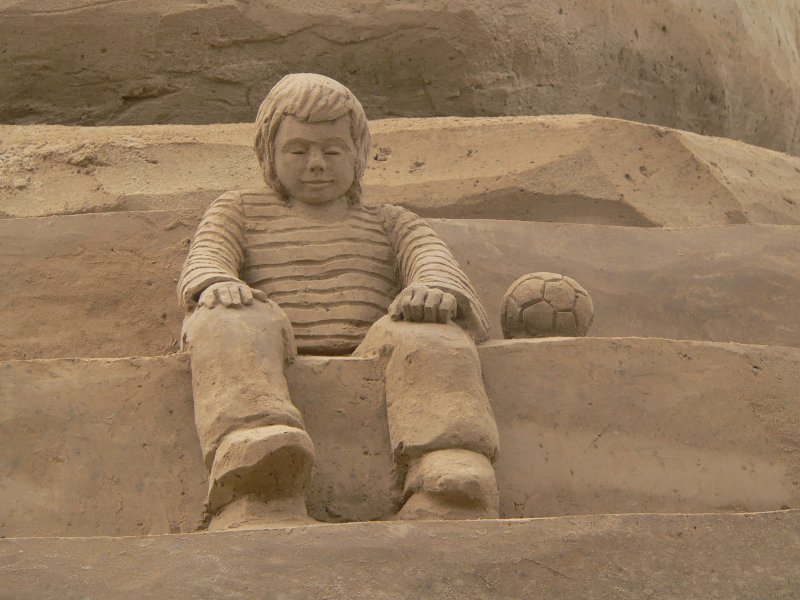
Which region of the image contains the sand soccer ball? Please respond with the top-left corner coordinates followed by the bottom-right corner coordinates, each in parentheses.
top-left (501, 272), bottom-right (594, 339)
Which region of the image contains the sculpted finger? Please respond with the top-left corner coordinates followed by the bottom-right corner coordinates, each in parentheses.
top-left (230, 285), bottom-right (244, 308)
top-left (401, 293), bottom-right (414, 322)
top-left (424, 288), bottom-right (444, 322)
top-left (199, 288), bottom-right (217, 309)
top-left (439, 294), bottom-right (458, 323)
top-left (409, 287), bottom-right (427, 322)
top-left (197, 291), bottom-right (209, 308)
top-left (218, 285), bottom-right (234, 307)
top-left (252, 288), bottom-right (268, 303)
top-left (400, 297), bottom-right (414, 323)
top-left (389, 296), bottom-right (403, 320)
top-left (240, 285), bottom-right (254, 306)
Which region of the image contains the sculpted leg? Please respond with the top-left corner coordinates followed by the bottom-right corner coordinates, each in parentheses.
top-left (355, 316), bottom-right (500, 519)
top-left (182, 301), bottom-right (316, 530)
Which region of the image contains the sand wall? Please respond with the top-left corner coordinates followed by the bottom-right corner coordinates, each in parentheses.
top-left (1, 1), bottom-right (799, 154)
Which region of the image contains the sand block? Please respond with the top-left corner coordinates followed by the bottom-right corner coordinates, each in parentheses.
top-left (0, 353), bottom-right (393, 538)
top-left (2, 211), bottom-right (800, 360)
top-left (0, 355), bottom-right (206, 537)
top-left (435, 219), bottom-right (800, 344)
top-left (2, 338), bottom-right (799, 537)
top-left (482, 338), bottom-right (800, 519)
top-left (0, 210), bottom-right (192, 360)
top-left (2, 117), bottom-right (799, 225)
top-left (1, 0), bottom-right (799, 156)
top-left (1, 513), bottom-right (798, 599)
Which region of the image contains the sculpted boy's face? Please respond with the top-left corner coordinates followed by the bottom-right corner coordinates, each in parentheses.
top-left (273, 114), bottom-right (357, 205)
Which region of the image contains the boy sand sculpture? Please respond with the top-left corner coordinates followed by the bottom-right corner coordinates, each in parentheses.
top-left (179, 73), bottom-right (500, 530)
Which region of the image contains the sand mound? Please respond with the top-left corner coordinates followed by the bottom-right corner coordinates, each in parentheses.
top-left (2, 116), bottom-right (799, 225)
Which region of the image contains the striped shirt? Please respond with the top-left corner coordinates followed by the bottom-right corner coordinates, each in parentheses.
top-left (179, 190), bottom-right (489, 354)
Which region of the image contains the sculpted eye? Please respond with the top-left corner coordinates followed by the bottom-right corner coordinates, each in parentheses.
top-left (289, 149), bottom-right (306, 155)
top-left (324, 148), bottom-right (342, 156)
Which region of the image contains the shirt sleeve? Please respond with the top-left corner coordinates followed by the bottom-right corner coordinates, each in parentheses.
top-left (380, 204), bottom-right (490, 341)
top-left (178, 191), bottom-right (247, 309)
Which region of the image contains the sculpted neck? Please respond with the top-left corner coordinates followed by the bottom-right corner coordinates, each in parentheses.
top-left (288, 195), bottom-right (352, 222)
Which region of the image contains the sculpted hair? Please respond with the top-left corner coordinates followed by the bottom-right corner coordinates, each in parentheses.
top-left (254, 73), bottom-right (371, 204)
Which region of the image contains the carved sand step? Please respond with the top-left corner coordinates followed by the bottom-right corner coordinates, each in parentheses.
top-left (2, 211), bottom-right (799, 361)
top-left (2, 338), bottom-right (798, 538)
top-left (1, 512), bottom-right (798, 599)
top-left (2, 116), bottom-right (799, 225)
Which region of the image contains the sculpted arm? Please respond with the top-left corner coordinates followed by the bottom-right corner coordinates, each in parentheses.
top-left (381, 205), bottom-right (490, 341)
top-left (178, 192), bottom-right (266, 310)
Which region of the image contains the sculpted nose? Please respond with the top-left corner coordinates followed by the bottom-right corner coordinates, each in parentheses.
top-left (308, 148), bottom-right (325, 173)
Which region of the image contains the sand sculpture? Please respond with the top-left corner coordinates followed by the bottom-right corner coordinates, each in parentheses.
top-left (501, 273), bottom-right (594, 339)
top-left (179, 73), bottom-right (500, 530)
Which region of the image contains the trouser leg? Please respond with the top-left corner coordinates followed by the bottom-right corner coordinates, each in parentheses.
top-left (182, 301), bottom-right (315, 526)
top-left (355, 316), bottom-right (500, 519)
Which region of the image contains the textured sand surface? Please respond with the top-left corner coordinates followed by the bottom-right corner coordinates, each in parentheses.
top-left (1, 513), bottom-right (798, 599)
top-left (0, 107), bottom-right (798, 596)
top-left (2, 116), bottom-right (799, 224)
top-left (1, 0), bottom-right (799, 156)
top-left (2, 211), bottom-right (799, 360)
top-left (1, 2), bottom-right (799, 595)
top-left (3, 117), bottom-right (797, 361)
top-left (3, 339), bottom-right (799, 537)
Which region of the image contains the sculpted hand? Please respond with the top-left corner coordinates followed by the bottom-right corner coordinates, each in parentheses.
top-left (389, 284), bottom-right (457, 323)
top-left (198, 281), bottom-right (268, 309)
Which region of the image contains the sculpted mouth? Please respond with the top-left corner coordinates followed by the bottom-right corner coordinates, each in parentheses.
top-left (303, 180), bottom-right (333, 185)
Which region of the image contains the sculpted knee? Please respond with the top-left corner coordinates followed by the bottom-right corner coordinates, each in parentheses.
top-left (357, 314), bottom-right (478, 358)
top-left (182, 299), bottom-right (296, 358)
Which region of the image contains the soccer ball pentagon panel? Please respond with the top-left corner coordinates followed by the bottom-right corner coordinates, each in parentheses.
top-left (501, 272), bottom-right (594, 339)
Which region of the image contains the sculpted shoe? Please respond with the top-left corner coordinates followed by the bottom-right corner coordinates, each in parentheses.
top-left (394, 448), bottom-right (500, 520)
top-left (208, 494), bottom-right (317, 531)
top-left (205, 425), bottom-right (316, 530)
